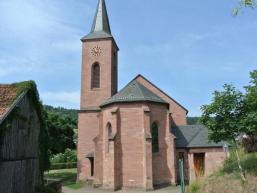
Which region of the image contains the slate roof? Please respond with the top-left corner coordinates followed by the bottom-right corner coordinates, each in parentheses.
top-left (101, 80), bottom-right (168, 107)
top-left (0, 85), bottom-right (18, 120)
top-left (81, 0), bottom-right (112, 41)
top-left (173, 125), bottom-right (226, 148)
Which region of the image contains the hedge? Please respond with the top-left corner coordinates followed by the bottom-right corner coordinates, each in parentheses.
top-left (50, 162), bottom-right (77, 170)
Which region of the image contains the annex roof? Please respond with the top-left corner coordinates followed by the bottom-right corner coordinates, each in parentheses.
top-left (173, 125), bottom-right (226, 148)
top-left (101, 80), bottom-right (168, 107)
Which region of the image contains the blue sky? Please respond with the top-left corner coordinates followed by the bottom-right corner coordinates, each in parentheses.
top-left (0, 0), bottom-right (256, 116)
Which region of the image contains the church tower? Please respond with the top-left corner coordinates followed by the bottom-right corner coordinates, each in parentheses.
top-left (80, 0), bottom-right (118, 109)
top-left (78, 0), bottom-right (118, 181)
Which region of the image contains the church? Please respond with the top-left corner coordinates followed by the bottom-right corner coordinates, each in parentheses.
top-left (77, 0), bottom-right (227, 190)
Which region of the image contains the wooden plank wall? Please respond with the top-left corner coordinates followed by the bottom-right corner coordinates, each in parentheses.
top-left (0, 94), bottom-right (41, 193)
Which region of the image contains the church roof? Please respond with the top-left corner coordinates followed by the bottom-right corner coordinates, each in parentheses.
top-left (173, 125), bottom-right (226, 148)
top-left (101, 80), bottom-right (168, 107)
top-left (82, 0), bottom-right (112, 41)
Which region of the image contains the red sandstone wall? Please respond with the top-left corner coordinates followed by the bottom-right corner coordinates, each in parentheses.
top-left (77, 112), bottom-right (99, 181)
top-left (188, 148), bottom-right (226, 181)
top-left (119, 104), bottom-right (145, 188)
top-left (149, 103), bottom-right (176, 185)
top-left (81, 39), bottom-right (118, 109)
top-left (135, 76), bottom-right (187, 126)
top-left (176, 148), bottom-right (226, 183)
top-left (100, 102), bottom-right (176, 189)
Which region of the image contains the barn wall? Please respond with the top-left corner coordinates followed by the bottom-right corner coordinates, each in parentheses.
top-left (0, 94), bottom-right (41, 193)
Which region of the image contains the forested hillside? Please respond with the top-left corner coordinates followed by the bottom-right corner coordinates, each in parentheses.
top-left (187, 117), bottom-right (200, 125)
top-left (44, 105), bottom-right (78, 121)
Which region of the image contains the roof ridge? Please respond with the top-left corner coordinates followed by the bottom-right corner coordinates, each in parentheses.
top-left (101, 79), bottom-right (168, 107)
top-left (132, 74), bottom-right (188, 113)
top-left (134, 80), bottom-right (145, 99)
top-left (186, 125), bottom-right (203, 147)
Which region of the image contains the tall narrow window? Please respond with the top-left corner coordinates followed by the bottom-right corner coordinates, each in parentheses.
top-left (151, 122), bottom-right (159, 153)
top-left (107, 123), bottom-right (112, 153)
top-left (92, 63), bottom-right (100, 88)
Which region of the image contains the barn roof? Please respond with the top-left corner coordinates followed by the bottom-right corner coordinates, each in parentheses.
top-left (173, 125), bottom-right (226, 148)
top-left (0, 85), bottom-right (18, 120)
top-left (101, 80), bottom-right (168, 107)
top-left (0, 81), bottom-right (40, 126)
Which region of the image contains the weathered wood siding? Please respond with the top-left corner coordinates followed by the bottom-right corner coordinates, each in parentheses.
top-left (0, 94), bottom-right (41, 193)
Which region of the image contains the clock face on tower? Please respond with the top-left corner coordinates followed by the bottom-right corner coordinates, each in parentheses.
top-left (91, 46), bottom-right (102, 56)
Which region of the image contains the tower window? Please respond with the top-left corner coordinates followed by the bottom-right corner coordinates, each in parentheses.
top-left (151, 122), bottom-right (159, 153)
top-left (92, 63), bottom-right (100, 89)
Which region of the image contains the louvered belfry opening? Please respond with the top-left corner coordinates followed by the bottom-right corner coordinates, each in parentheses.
top-left (92, 63), bottom-right (100, 89)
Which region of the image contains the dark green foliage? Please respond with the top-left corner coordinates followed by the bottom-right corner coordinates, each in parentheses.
top-left (234, 0), bottom-right (257, 15)
top-left (13, 81), bottom-right (51, 173)
top-left (242, 71), bottom-right (257, 136)
top-left (201, 70), bottom-right (257, 151)
top-left (201, 84), bottom-right (244, 143)
top-left (45, 111), bottom-right (76, 154)
top-left (44, 105), bottom-right (78, 121)
top-left (187, 117), bottom-right (200, 125)
top-left (222, 150), bottom-right (257, 176)
top-left (50, 162), bottom-right (77, 170)
top-left (50, 149), bottom-right (77, 164)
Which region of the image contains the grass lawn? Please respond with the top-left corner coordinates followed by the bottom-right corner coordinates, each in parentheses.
top-left (44, 168), bottom-right (83, 190)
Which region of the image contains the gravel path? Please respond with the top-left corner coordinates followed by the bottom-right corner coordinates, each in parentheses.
top-left (63, 186), bottom-right (180, 193)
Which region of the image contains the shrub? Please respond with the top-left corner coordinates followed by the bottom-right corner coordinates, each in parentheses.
top-left (186, 180), bottom-right (202, 193)
top-left (50, 149), bottom-right (77, 164)
top-left (50, 162), bottom-right (77, 170)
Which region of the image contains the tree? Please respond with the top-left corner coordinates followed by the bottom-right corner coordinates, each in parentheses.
top-left (241, 70), bottom-right (257, 152)
top-left (234, 0), bottom-right (257, 15)
top-left (201, 84), bottom-right (244, 142)
top-left (45, 111), bottom-right (76, 155)
top-left (200, 84), bottom-right (246, 181)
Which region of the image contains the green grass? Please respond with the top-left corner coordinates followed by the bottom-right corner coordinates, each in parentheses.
top-left (221, 149), bottom-right (257, 176)
top-left (44, 168), bottom-right (83, 190)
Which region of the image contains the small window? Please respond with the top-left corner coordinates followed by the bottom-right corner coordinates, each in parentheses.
top-left (107, 123), bottom-right (112, 153)
top-left (92, 63), bottom-right (100, 88)
top-left (151, 122), bottom-right (159, 153)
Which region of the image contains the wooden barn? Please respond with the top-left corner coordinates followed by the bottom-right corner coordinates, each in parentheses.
top-left (0, 81), bottom-right (43, 193)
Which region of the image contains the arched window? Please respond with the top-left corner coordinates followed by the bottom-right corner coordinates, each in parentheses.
top-left (106, 123), bottom-right (112, 153)
top-left (92, 63), bottom-right (100, 88)
top-left (151, 122), bottom-right (159, 153)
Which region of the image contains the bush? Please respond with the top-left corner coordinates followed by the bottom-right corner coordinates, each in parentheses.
top-left (186, 180), bottom-right (202, 193)
top-left (50, 162), bottom-right (77, 170)
top-left (50, 149), bottom-right (77, 164)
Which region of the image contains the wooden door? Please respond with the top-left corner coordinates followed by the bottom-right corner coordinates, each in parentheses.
top-left (193, 153), bottom-right (205, 178)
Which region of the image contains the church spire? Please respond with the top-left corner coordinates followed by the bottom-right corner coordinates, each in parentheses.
top-left (82, 0), bottom-right (113, 41)
top-left (91, 0), bottom-right (111, 34)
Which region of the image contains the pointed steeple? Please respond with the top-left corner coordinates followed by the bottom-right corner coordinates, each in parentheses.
top-left (91, 0), bottom-right (111, 34)
top-left (82, 0), bottom-right (113, 41)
